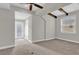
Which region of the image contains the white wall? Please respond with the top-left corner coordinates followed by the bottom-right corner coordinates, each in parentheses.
top-left (32, 13), bottom-right (55, 42)
top-left (56, 11), bottom-right (79, 43)
top-left (32, 14), bottom-right (45, 42)
top-left (32, 9), bottom-right (79, 43)
top-left (14, 3), bottom-right (79, 43)
top-left (43, 15), bottom-right (55, 39)
top-left (0, 5), bottom-right (15, 48)
top-left (23, 3), bottom-right (79, 43)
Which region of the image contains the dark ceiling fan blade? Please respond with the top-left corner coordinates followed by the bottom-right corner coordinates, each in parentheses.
top-left (59, 8), bottom-right (68, 15)
top-left (33, 3), bottom-right (43, 9)
top-left (29, 4), bottom-right (32, 11)
top-left (48, 13), bottom-right (57, 19)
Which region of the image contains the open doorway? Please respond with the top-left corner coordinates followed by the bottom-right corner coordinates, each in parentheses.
top-left (15, 20), bottom-right (25, 39)
top-left (15, 11), bottom-right (29, 43)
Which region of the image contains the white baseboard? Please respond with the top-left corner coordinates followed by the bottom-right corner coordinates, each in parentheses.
top-left (0, 45), bottom-right (15, 50)
top-left (31, 36), bottom-right (79, 44)
top-left (33, 38), bottom-right (55, 43)
top-left (27, 39), bottom-right (32, 43)
top-left (56, 37), bottom-right (79, 43)
top-left (33, 37), bottom-right (79, 44)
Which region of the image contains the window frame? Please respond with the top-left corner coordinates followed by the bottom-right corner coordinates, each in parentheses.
top-left (61, 15), bottom-right (76, 34)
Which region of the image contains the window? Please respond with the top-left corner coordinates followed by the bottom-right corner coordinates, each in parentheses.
top-left (15, 21), bottom-right (25, 39)
top-left (61, 15), bottom-right (76, 33)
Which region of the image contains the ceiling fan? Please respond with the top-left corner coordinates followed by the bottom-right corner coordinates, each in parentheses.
top-left (27, 3), bottom-right (44, 11)
top-left (24, 3), bottom-right (69, 19)
top-left (48, 8), bottom-right (69, 19)
top-left (28, 3), bottom-right (58, 19)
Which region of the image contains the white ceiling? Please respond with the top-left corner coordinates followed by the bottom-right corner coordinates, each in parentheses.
top-left (52, 10), bottom-right (64, 16)
top-left (12, 3), bottom-right (70, 12)
top-left (1, 3), bottom-right (79, 18)
top-left (35, 3), bottom-right (71, 15)
top-left (63, 3), bottom-right (79, 13)
top-left (9, 3), bottom-right (79, 19)
top-left (43, 3), bottom-right (70, 11)
top-left (12, 3), bottom-right (45, 11)
top-left (24, 3), bottom-right (45, 11)
top-left (52, 3), bottom-right (79, 16)
top-left (13, 3), bottom-right (74, 18)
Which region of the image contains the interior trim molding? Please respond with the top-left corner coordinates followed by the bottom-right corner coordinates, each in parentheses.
top-left (32, 38), bottom-right (55, 43)
top-left (0, 45), bottom-right (15, 50)
top-left (33, 37), bottom-right (79, 44)
top-left (27, 39), bottom-right (32, 43)
top-left (56, 37), bottom-right (79, 43)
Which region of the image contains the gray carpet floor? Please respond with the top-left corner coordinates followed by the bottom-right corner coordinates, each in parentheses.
top-left (0, 39), bottom-right (79, 55)
top-left (0, 39), bottom-right (60, 55)
top-left (35, 39), bottom-right (79, 55)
